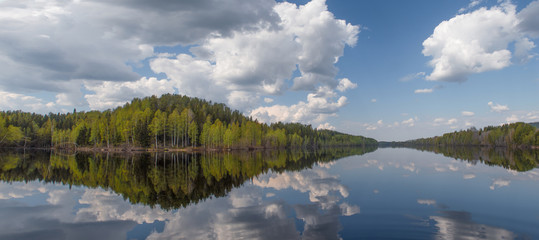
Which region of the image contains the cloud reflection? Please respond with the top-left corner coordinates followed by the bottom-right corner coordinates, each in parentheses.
top-left (146, 186), bottom-right (300, 240)
top-left (489, 179), bottom-right (511, 190)
top-left (149, 165), bottom-right (359, 240)
top-left (431, 211), bottom-right (517, 240)
top-left (0, 196), bottom-right (137, 240)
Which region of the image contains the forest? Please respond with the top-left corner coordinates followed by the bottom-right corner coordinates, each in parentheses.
top-left (0, 94), bottom-right (377, 150)
top-left (404, 145), bottom-right (539, 172)
top-left (398, 122), bottom-right (539, 147)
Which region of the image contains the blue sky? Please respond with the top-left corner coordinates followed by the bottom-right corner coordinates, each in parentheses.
top-left (0, 0), bottom-right (538, 141)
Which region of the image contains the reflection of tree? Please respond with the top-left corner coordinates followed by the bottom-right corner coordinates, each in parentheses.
top-left (402, 146), bottom-right (539, 172)
top-left (0, 146), bottom-right (376, 210)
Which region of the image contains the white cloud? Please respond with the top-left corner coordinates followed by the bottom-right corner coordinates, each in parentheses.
top-left (400, 72), bottom-right (425, 82)
top-left (402, 118), bottom-right (416, 127)
top-left (0, 0), bottom-right (278, 91)
top-left (371, 98), bottom-right (377, 103)
top-left (253, 167), bottom-right (353, 210)
top-left (339, 202), bottom-right (360, 216)
top-left (362, 120), bottom-right (384, 131)
top-left (336, 78), bottom-right (357, 92)
top-left (388, 121), bottom-right (400, 128)
top-left (433, 117), bottom-right (458, 127)
top-left (148, 0), bottom-right (358, 116)
top-left (488, 101), bottom-right (509, 112)
top-left (0, 0), bottom-right (359, 117)
top-left (414, 88), bottom-right (433, 94)
top-left (463, 174), bottom-right (476, 179)
top-left (417, 199), bottom-right (437, 206)
top-left (84, 77), bottom-right (175, 110)
top-left (431, 211), bottom-right (517, 240)
top-left (447, 118), bottom-right (458, 125)
top-left (461, 111), bottom-right (475, 116)
top-left (458, 0), bottom-right (483, 13)
top-left (489, 179), bottom-right (510, 190)
top-left (250, 86), bottom-right (348, 124)
top-left (76, 189), bottom-right (174, 224)
top-left (0, 90), bottom-right (56, 113)
top-left (365, 125), bottom-right (377, 131)
top-left (317, 122), bottom-right (336, 130)
top-left (505, 114), bottom-right (519, 123)
top-left (264, 98), bottom-right (274, 103)
top-left (525, 111), bottom-right (539, 121)
top-left (423, 2), bottom-right (535, 82)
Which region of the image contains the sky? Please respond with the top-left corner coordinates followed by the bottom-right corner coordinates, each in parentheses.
top-left (0, 0), bottom-right (538, 141)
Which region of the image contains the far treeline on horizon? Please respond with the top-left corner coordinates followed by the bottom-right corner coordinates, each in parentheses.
top-left (0, 94), bottom-right (377, 150)
top-left (0, 94), bottom-right (538, 150)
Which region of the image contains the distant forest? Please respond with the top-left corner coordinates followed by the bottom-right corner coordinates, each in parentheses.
top-left (399, 122), bottom-right (539, 147)
top-left (0, 94), bottom-right (377, 149)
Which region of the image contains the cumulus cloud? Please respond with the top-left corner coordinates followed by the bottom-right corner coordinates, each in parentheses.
top-left (490, 179), bottom-right (510, 190)
top-left (76, 189), bottom-right (174, 224)
top-left (461, 111), bottom-right (475, 116)
top-left (317, 122), bottom-right (336, 130)
top-left (518, 0), bottom-right (539, 37)
top-left (0, 181), bottom-right (47, 200)
top-left (433, 118), bottom-right (458, 128)
top-left (402, 117), bottom-right (416, 127)
top-left (423, 2), bottom-right (536, 82)
top-left (0, 0), bottom-right (359, 117)
top-left (250, 86), bottom-right (348, 124)
top-left (525, 111), bottom-right (539, 121)
top-left (0, 90), bottom-right (56, 113)
top-left (447, 118), bottom-right (458, 125)
top-left (264, 98), bottom-right (274, 103)
top-left (505, 114), bottom-right (519, 123)
top-left (84, 77), bottom-right (175, 110)
top-left (362, 120), bottom-right (385, 131)
top-left (414, 88), bottom-right (433, 94)
top-left (0, 0), bottom-right (278, 87)
top-left (371, 98), bottom-right (377, 103)
top-left (336, 78), bottom-right (357, 92)
top-left (253, 168), bottom-right (352, 209)
top-left (149, 0), bottom-right (358, 111)
top-left (463, 174), bottom-right (476, 179)
top-left (488, 101), bottom-right (509, 112)
top-left (151, 166), bottom-right (358, 240)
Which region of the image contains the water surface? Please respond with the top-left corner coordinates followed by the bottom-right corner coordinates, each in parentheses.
top-left (0, 147), bottom-right (538, 239)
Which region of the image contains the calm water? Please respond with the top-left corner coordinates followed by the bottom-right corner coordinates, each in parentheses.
top-left (0, 147), bottom-right (538, 239)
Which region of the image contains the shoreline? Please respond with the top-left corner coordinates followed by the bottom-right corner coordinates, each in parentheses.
top-left (1, 144), bottom-right (374, 153)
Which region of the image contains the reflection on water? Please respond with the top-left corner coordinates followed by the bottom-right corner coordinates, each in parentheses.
top-left (1, 146), bottom-right (539, 239)
top-left (431, 211), bottom-right (516, 240)
top-left (0, 147), bottom-right (375, 210)
top-left (395, 145), bottom-right (539, 172)
top-left (0, 147), bottom-right (373, 240)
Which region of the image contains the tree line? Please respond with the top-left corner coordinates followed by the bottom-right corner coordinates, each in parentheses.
top-left (399, 122), bottom-right (539, 147)
top-left (0, 94), bottom-right (377, 149)
top-left (403, 145), bottom-right (539, 172)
